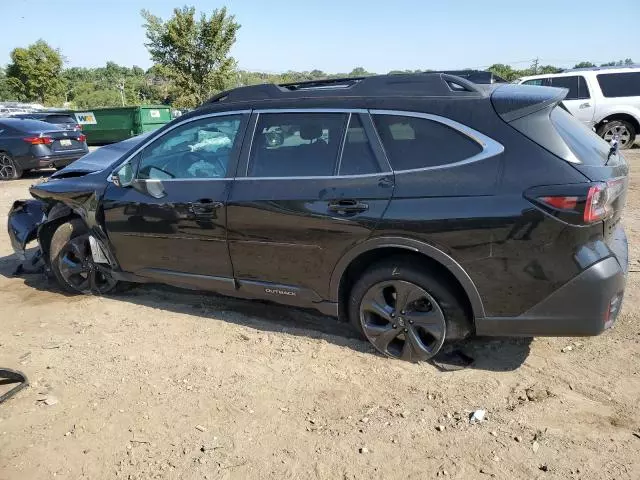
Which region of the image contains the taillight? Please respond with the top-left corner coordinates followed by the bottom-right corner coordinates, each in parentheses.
top-left (531, 177), bottom-right (626, 225)
top-left (584, 183), bottom-right (608, 223)
top-left (23, 136), bottom-right (53, 145)
top-left (78, 134), bottom-right (87, 143)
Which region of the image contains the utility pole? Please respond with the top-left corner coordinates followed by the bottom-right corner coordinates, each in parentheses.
top-left (118, 79), bottom-right (126, 107)
top-left (532, 57), bottom-right (540, 75)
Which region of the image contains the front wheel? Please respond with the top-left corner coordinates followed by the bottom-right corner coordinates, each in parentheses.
top-left (49, 219), bottom-right (118, 294)
top-left (348, 258), bottom-right (471, 362)
top-left (597, 120), bottom-right (636, 150)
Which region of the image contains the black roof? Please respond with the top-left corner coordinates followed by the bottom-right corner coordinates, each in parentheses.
top-left (202, 73), bottom-right (488, 107)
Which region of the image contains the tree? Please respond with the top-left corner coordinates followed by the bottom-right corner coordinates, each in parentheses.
top-left (574, 61), bottom-right (595, 68)
top-left (0, 67), bottom-right (15, 101)
top-left (141, 6), bottom-right (240, 108)
top-left (5, 40), bottom-right (64, 104)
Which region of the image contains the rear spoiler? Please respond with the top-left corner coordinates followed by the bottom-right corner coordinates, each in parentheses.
top-left (491, 84), bottom-right (568, 122)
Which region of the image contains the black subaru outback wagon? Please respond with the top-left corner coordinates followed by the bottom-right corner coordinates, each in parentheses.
top-left (8, 74), bottom-right (629, 362)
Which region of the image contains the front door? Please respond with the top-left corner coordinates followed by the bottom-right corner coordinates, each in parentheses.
top-left (102, 112), bottom-right (249, 287)
top-left (226, 110), bottom-right (394, 301)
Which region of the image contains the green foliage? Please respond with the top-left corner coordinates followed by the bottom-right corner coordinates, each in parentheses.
top-left (141, 6), bottom-right (240, 108)
top-left (600, 58), bottom-right (634, 67)
top-left (5, 40), bottom-right (64, 104)
top-left (574, 61), bottom-right (596, 68)
top-left (0, 67), bottom-right (14, 101)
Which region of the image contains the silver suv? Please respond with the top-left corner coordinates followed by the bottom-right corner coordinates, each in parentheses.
top-left (519, 66), bottom-right (640, 149)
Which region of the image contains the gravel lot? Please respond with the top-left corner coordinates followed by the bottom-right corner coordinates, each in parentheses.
top-left (1, 152), bottom-right (639, 480)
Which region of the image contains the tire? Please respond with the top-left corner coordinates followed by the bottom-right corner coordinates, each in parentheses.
top-left (49, 219), bottom-right (118, 295)
top-left (597, 120), bottom-right (636, 150)
top-left (348, 257), bottom-right (471, 362)
top-left (0, 152), bottom-right (23, 180)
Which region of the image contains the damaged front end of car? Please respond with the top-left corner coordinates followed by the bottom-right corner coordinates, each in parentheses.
top-left (7, 176), bottom-right (119, 280)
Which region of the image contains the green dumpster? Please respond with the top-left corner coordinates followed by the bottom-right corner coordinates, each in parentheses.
top-left (64, 106), bottom-right (172, 145)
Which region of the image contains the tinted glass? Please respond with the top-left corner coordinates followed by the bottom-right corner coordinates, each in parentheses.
top-left (372, 114), bottom-right (482, 171)
top-left (551, 107), bottom-right (610, 165)
top-left (1, 118), bottom-right (58, 133)
top-left (522, 79), bottom-right (546, 86)
top-left (339, 115), bottom-right (381, 175)
top-left (46, 115), bottom-right (76, 124)
top-left (248, 113), bottom-right (347, 177)
top-left (597, 72), bottom-right (640, 98)
top-left (547, 76), bottom-right (589, 100)
top-left (137, 115), bottom-right (243, 180)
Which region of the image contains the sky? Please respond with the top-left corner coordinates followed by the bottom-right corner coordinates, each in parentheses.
top-left (1, 0), bottom-right (638, 73)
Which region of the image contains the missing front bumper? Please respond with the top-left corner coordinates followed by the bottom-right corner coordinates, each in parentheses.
top-left (7, 199), bottom-right (46, 259)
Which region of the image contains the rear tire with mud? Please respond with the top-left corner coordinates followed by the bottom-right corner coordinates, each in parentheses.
top-left (49, 219), bottom-right (118, 294)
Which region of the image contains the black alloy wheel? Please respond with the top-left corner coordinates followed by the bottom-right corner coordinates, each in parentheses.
top-left (53, 228), bottom-right (117, 294)
top-left (359, 280), bottom-right (446, 362)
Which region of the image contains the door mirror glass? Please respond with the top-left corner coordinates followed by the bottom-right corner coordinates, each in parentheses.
top-left (112, 162), bottom-right (134, 187)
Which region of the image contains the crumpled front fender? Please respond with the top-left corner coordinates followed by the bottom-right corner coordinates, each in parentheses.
top-left (7, 200), bottom-right (46, 258)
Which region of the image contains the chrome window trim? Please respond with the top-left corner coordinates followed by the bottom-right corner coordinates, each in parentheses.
top-left (254, 108), bottom-right (368, 114)
top-left (109, 109), bottom-right (251, 182)
top-left (234, 171), bottom-right (386, 181)
top-left (369, 109), bottom-right (504, 173)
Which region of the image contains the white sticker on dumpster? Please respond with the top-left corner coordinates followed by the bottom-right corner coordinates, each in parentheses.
top-left (74, 112), bottom-right (97, 125)
top-left (149, 109), bottom-right (160, 118)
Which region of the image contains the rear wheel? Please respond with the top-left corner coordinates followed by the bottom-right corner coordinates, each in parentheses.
top-left (348, 258), bottom-right (471, 362)
top-left (0, 152), bottom-right (23, 180)
top-left (49, 219), bottom-right (118, 294)
top-left (597, 120), bottom-right (636, 150)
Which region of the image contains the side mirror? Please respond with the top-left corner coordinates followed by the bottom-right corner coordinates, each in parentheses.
top-left (111, 162), bottom-right (134, 188)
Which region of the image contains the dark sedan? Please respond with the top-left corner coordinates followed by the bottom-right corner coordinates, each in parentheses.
top-left (13, 112), bottom-right (82, 132)
top-left (0, 117), bottom-right (88, 180)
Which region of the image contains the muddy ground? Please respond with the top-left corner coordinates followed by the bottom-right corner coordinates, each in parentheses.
top-left (1, 152), bottom-right (639, 480)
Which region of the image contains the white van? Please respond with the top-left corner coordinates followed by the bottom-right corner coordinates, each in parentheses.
top-left (519, 66), bottom-right (640, 149)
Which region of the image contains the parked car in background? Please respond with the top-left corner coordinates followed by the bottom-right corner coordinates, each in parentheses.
top-left (7, 74), bottom-right (628, 362)
top-left (519, 66), bottom-right (640, 149)
top-left (0, 118), bottom-right (88, 180)
top-left (13, 112), bottom-right (82, 131)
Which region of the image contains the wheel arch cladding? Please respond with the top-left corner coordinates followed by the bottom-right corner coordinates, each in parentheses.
top-left (331, 237), bottom-right (485, 323)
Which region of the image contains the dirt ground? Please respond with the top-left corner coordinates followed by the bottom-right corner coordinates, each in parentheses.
top-left (1, 153), bottom-right (639, 480)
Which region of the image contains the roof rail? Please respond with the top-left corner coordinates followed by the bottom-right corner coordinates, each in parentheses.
top-left (203, 73), bottom-right (483, 106)
top-left (564, 64), bottom-right (640, 72)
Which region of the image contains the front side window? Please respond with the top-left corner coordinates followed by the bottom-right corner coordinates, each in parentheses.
top-left (597, 72), bottom-right (640, 98)
top-left (137, 114), bottom-right (244, 180)
top-left (522, 78), bottom-right (547, 86)
top-left (248, 113), bottom-right (347, 177)
top-left (372, 114), bottom-right (482, 171)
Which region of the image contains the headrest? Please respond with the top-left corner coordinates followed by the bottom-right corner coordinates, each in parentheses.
top-left (299, 124), bottom-right (322, 141)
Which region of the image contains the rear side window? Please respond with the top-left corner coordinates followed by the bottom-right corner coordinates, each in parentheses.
top-left (339, 115), bottom-right (381, 175)
top-left (372, 114), bottom-right (482, 171)
top-left (549, 76), bottom-right (590, 100)
top-left (523, 76), bottom-right (590, 100)
top-left (248, 113), bottom-right (347, 177)
top-left (597, 72), bottom-right (640, 98)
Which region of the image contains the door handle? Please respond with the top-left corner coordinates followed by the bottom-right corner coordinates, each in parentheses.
top-left (188, 199), bottom-right (223, 216)
top-left (328, 199), bottom-right (369, 214)
top-left (579, 102), bottom-right (591, 109)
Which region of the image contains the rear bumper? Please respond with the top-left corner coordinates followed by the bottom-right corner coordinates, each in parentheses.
top-left (476, 226), bottom-right (628, 337)
top-left (16, 151), bottom-right (87, 170)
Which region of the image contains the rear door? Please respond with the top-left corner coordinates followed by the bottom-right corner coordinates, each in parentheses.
top-left (226, 109), bottom-right (393, 301)
top-left (102, 111), bottom-right (249, 287)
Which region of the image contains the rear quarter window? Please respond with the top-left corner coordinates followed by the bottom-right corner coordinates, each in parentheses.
top-left (372, 114), bottom-right (482, 171)
top-left (597, 72), bottom-right (640, 98)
